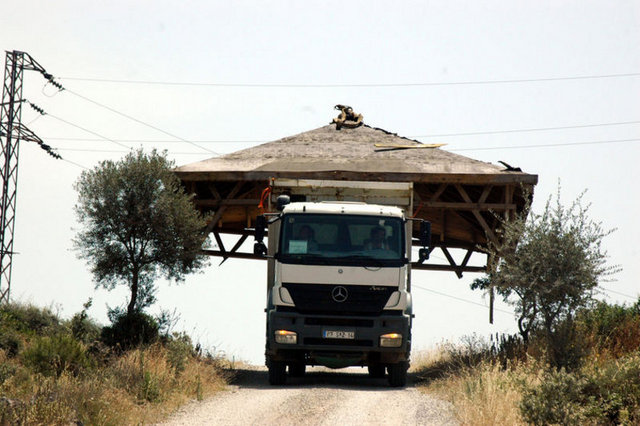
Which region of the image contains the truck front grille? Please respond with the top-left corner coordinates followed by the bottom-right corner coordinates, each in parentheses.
top-left (282, 283), bottom-right (395, 315)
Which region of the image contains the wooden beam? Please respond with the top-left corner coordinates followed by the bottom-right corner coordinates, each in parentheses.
top-left (212, 230), bottom-right (226, 255)
top-left (207, 183), bottom-right (222, 201)
top-left (196, 199), bottom-right (260, 207)
top-left (202, 249), bottom-right (263, 261)
top-left (204, 181), bottom-right (244, 234)
top-left (411, 263), bottom-right (486, 273)
top-left (176, 170), bottom-right (539, 185)
top-left (219, 234), bottom-right (250, 265)
top-left (441, 247), bottom-right (463, 278)
top-left (455, 184), bottom-right (499, 246)
top-left (419, 201), bottom-right (516, 210)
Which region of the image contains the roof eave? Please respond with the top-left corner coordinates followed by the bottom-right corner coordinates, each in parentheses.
top-left (174, 169), bottom-right (538, 185)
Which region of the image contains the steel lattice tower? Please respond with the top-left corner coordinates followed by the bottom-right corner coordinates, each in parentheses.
top-left (0, 50), bottom-right (61, 304)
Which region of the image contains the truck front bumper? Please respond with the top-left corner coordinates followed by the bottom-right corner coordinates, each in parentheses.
top-left (266, 309), bottom-right (411, 366)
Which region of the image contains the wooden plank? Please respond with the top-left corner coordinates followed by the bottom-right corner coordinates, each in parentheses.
top-left (196, 199), bottom-right (260, 207)
top-left (441, 247), bottom-right (463, 278)
top-left (411, 263), bottom-right (486, 273)
top-left (207, 183), bottom-right (222, 200)
top-left (455, 184), bottom-right (499, 246)
top-left (202, 249), bottom-right (263, 261)
top-left (176, 170), bottom-right (539, 185)
top-left (203, 181), bottom-right (244, 234)
top-left (419, 201), bottom-right (516, 210)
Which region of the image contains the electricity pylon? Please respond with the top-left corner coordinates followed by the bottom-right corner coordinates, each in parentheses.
top-left (0, 50), bottom-right (62, 304)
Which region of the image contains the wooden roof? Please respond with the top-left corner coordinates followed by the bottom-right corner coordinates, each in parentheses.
top-left (175, 122), bottom-right (538, 277)
top-left (175, 124), bottom-right (537, 185)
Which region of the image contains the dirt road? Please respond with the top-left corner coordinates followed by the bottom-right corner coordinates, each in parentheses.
top-left (160, 366), bottom-right (457, 425)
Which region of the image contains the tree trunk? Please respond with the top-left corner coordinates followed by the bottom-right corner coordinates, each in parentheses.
top-left (127, 268), bottom-right (139, 316)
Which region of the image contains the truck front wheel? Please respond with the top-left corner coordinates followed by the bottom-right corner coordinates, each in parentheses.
top-left (387, 361), bottom-right (408, 387)
top-left (268, 361), bottom-right (287, 385)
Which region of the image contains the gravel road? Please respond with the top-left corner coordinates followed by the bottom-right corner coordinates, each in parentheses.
top-left (160, 366), bottom-right (458, 426)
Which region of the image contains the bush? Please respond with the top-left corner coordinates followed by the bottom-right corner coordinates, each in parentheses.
top-left (0, 328), bottom-right (23, 357)
top-left (520, 353), bottom-right (640, 425)
top-left (520, 369), bottom-right (587, 425)
top-left (101, 312), bottom-right (159, 349)
top-left (0, 303), bottom-right (62, 336)
top-left (70, 299), bottom-right (102, 344)
top-left (21, 334), bottom-right (91, 377)
top-left (578, 299), bottom-right (640, 358)
top-left (166, 333), bottom-right (194, 376)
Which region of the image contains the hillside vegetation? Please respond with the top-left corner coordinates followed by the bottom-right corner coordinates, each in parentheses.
top-left (0, 302), bottom-right (227, 425)
top-left (416, 298), bottom-right (640, 425)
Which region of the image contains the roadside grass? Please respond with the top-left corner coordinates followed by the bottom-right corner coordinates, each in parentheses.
top-left (414, 300), bottom-right (640, 426)
top-left (0, 302), bottom-right (229, 425)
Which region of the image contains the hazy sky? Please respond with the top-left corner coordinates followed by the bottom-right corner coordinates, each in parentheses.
top-left (1, 1), bottom-right (639, 363)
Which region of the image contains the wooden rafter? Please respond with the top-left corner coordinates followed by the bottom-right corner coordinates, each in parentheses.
top-left (203, 181), bottom-right (244, 234)
top-left (455, 184), bottom-right (499, 246)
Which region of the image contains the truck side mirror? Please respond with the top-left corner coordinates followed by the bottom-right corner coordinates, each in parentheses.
top-left (255, 215), bottom-right (266, 242)
top-left (254, 241), bottom-right (267, 256)
top-left (419, 220), bottom-right (431, 248)
top-left (276, 195), bottom-right (290, 212)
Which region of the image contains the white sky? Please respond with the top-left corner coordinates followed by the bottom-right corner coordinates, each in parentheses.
top-left (1, 1), bottom-right (639, 364)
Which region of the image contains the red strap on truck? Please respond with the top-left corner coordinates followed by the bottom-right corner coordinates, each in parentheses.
top-left (258, 186), bottom-right (272, 214)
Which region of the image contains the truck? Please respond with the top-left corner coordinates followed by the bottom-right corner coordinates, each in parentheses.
top-left (253, 179), bottom-right (431, 387)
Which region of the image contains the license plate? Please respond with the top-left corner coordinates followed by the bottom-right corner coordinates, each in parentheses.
top-left (323, 330), bottom-right (355, 339)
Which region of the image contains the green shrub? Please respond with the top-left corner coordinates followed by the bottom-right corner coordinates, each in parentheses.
top-left (0, 303), bottom-right (63, 336)
top-left (101, 312), bottom-right (159, 349)
top-left (578, 300), bottom-right (640, 357)
top-left (521, 353), bottom-right (640, 425)
top-left (70, 314), bottom-right (101, 345)
top-left (166, 333), bottom-right (194, 376)
top-left (0, 328), bottom-right (23, 357)
top-left (138, 371), bottom-right (162, 402)
top-left (520, 369), bottom-right (587, 425)
top-left (21, 334), bottom-right (90, 377)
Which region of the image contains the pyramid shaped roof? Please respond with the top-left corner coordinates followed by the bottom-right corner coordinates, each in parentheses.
top-left (175, 124), bottom-right (537, 185)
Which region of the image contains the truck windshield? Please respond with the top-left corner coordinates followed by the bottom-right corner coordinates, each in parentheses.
top-left (279, 214), bottom-right (405, 266)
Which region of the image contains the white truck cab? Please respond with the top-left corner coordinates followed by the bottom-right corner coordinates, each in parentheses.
top-left (254, 180), bottom-right (430, 387)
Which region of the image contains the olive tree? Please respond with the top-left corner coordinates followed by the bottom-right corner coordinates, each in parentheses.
top-left (472, 187), bottom-right (619, 368)
top-left (74, 149), bottom-right (209, 316)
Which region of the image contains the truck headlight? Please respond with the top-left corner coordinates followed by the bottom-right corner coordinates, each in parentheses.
top-left (275, 330), bottom-right (297, 344)
top-left (380, 333), bottom-right (402, 348)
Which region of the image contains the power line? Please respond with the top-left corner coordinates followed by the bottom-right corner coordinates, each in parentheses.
top-left (63, 88), bottom-right (219, 155)
top-left (411, 120), bottom-right (640, 139)
top-left (451, 137), bottom-right (640, 152)
top-left (59, 71), bottom-right (640, 88)
top-left (413, 284), bottom-right (513, 316)
top-left (61, 158), bottom-right (89, 170)
top-left (40, 118), bottom-right (640, 144)
top-left (45, 112), bottom-right (132, 150)
top-left (47, 136), bottom-right (640, 154)
top-left (599, 286), bottom-right (638, 301)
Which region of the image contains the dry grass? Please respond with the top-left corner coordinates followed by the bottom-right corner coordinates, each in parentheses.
top-left (413, 347), bottom-right (536, 426)
top-left (0, 343), bottom-right (228, 425)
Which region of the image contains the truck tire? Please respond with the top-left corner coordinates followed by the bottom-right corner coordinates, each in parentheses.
top-left (387, 361), bottom-right (408, 387)
top-left (268, 361), bottom-right (287, 385)
top-left (368, 364), bottom-right (386, 378)
top-left (288, 362), bottom-right (306, 377)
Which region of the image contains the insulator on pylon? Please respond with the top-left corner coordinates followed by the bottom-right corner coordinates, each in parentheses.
top-left (28, 102), bottom-right (46, 115)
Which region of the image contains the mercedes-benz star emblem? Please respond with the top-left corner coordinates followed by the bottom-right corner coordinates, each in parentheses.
top-left (331, 286), bottom-right (348, 303)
